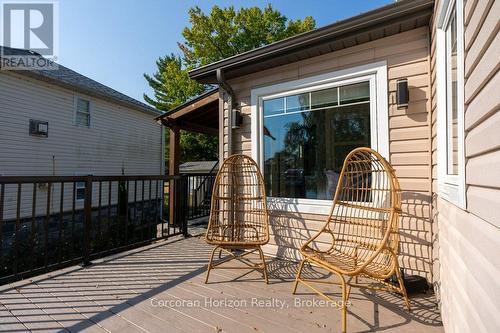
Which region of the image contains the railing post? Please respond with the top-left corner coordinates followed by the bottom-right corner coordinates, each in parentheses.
top-left (82, 176), bottom-right (93, 266)
top-left (181, 176), bottom-right (189, 237)
top-left (192, 178), bottom-right (197, 219)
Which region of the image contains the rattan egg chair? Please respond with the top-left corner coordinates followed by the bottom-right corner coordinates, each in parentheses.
top-left (204, 154), bottom-right (270, 284)
top-left (292, 147), bottom-right (410, 333)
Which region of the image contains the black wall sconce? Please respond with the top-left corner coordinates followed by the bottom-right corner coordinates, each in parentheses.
top-left (231, 108), bottom-right (242, 129)
top-left (396, 79), bottom-right (409, 109)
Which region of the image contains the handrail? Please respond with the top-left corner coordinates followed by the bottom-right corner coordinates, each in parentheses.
top-left (0, 174), bottom-right (183, 184)
top-left (194, 161), bottom-right (219, 193)
top-left (0, 174), bottom-right (189, 285)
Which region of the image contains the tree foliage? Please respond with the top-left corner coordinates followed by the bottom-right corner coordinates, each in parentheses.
top-left (180, 5), bottom-right (315, 67)
top-left (144, 4), bottom-right (315, 164)
top-left (143, 54), bottom-right (204, 111)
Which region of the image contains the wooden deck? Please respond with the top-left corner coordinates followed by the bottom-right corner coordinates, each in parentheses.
top-left (0, 236), bottom-right (443, 333)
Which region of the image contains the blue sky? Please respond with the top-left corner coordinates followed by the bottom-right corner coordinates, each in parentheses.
top-left (59, 0), bottom-right (392, 104)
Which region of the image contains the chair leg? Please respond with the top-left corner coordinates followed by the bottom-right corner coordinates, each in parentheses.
top-left (292, 259), bottom-right (306, 294)
top-left (257, 246), bottom-right (269, 284)
top-left (395, 267), bottom-right (411, 311)
top-left (205, 246), bottom-right (219, 284)
top-left (340, 275), bottom-right (348, 333)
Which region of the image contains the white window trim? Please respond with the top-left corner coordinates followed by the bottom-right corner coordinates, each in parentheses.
top-left (250, 61), bottom-right (389, 214)
top-left (75, 180), bottom-right (86, 202)
top-left (436, 0), bottom-right (466, 209)
top-left (73, 96), bottom-right (93, 128)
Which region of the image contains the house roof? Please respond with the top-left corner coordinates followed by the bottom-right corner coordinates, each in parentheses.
top-left (0, 46), bottom-right (160, 115)
top-left (155, 88), bottom-right (219, 136)
top-left (155, 88), bottom-right (218, 119)
top-left (189, 0), bottom-right (434, 83)
top-left (179, 161), bottom-right (218, 174)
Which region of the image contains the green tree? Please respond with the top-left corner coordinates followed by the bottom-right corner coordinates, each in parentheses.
top-left (143, 54), bottom-right (204, 111)
top-left (180, 5), bottom-right (315, 67)
top-left (144, 4), bottom-right (315, 165)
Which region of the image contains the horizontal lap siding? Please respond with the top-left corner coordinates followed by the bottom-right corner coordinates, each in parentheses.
top-left (432, 1), bottom-right (500, 332)
top-left (225, 27), bottom-right (434, 281)
top-left (0, 72), bottom-right (163, 219)
top-left (464, 0), bottom-right (500, 225)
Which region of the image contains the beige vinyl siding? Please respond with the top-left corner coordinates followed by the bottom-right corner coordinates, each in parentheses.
top-left (437, 199), bottom-right (500, 333)
top-left (222, 27), bottom-right (434, 281)
top-left (431, 1), bottom-right (500, 332)
top-left (464, 0), bottom-right (500, 225)
top-left (0, 72), bottom-right (163, 219)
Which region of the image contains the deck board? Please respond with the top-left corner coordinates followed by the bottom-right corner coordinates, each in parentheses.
top-left (0, 236), bottom-right (443, 333)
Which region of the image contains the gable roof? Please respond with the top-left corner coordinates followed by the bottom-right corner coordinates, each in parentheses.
top-left (189, 0), bottom-right (434, 83)
top-left (155, 88), bottom-right (219, 136)
top-left (155, 87), bottom-right (218, 120)
top-left (0, 46), bottom-right (160, 115)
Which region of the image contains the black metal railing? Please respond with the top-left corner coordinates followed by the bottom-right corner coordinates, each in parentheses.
top-left (184, 173), bottom-right (216, 220)
top-left (0, 175), bottom-right (188, 285)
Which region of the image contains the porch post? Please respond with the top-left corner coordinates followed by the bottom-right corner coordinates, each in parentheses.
top-left (169, 124), bottom-right (180, 226)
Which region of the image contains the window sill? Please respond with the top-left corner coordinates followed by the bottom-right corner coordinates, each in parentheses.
top-left (266, 197), bottom-right (333, 215)
top-left (438, 181), bottom-right (466, 210)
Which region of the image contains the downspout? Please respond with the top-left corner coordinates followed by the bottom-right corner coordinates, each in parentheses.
top-left (216, 68), bottom-right (240, 157)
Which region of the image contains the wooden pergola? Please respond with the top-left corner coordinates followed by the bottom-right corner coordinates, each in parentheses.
top-left (155, 88), bottom-right (219, 223)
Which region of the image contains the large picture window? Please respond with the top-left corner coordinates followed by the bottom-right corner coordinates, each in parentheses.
top-left (262, 81), bottom-right (371, 200)
top-left (251, 62), bottom-right (388, 213)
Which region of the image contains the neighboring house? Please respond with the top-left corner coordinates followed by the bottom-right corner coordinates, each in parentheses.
top-left (167, 0), bottom-right (498, 332)
top-left (0, 46), bottom-right (164, 219)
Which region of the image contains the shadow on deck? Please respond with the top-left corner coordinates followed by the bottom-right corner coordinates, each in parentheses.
top-left (0, 236), bottom-right (442, 333)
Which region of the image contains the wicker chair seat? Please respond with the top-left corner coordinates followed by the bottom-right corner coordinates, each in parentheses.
top-left (301, 246), bottom-right (393, 278)
top-left (206, 223), bottom-right (268, 245)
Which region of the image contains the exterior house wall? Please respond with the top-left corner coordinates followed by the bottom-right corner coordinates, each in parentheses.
top-left (0, 72), bottom-right (164, 219)
top-left (431, 0), bottom-right (500, 332)
top-left (222, 27), bottom-right (435, 282)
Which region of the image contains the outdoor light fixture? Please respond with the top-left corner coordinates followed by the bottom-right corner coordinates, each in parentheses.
top-left (231, 108), bottom-right (242, 129)
top-left (396, 79), bottom-right (409, 108)
top-left (29, 119), bottom-right (49, 137)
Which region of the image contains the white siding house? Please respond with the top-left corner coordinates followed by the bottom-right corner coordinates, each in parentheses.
top-left (0, 72), bottom-right (163, 177)
top-left (0, 47), bottom-right (164, 219)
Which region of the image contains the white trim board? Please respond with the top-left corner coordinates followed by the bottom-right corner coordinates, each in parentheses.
top-left (250, 61), bottom-right (389, 214)
top-left (436, 0), bottom-right (466, 209)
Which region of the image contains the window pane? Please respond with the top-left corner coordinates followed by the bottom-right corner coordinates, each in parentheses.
top-left (263, 97), bottom-right (285, 116)
top-left (339, 82), bottom-right (370, 104)
top-left (446, 11), bottom-right (458, 175)
top-left (77, 98), bottom-right (90, 114)
top-left (76, 112), bottom-right (90, 127)
top-left (76, 181), bottom-right (85, 200)
top-left (311, 87), bottom-right (338, 109)
top-left (263, 102), bottom-right (371, 200)
top-left (285, 93), bottom-right (309, 112)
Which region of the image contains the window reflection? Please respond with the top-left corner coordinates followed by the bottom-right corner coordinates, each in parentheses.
top-left (263, 81), bottom-right (371, 200)
top-left (446, 9), bottom-right (459, 175)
